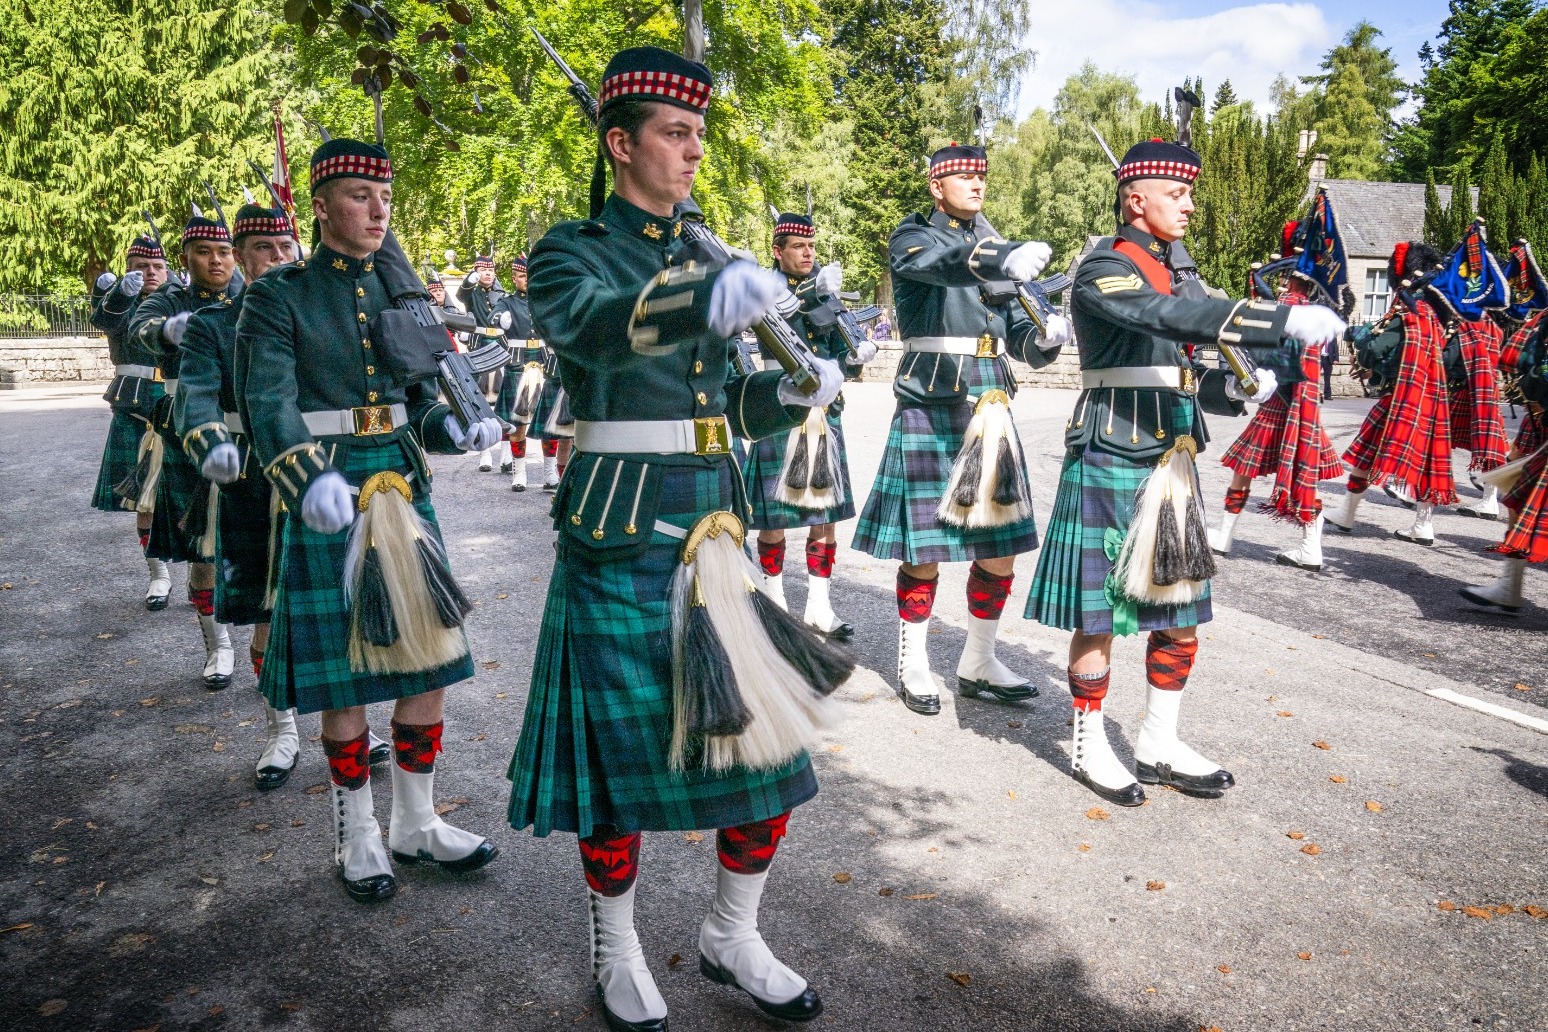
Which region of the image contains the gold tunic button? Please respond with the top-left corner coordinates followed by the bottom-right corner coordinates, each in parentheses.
top-left (356, 287), bottom-right (365, 298)
top-left (1232, 316), bottom-right (1242, 326)
top-left (696, 391), bottom-right (707, 405)
top-left (591, 528), bottom-right (604, 540)
top-left (366, 365), bottom-right (376, 375)
top-left (368, 391), bottom-right (379, 402)
top-left (571, 514), bottom-right (582, 525)
top-left (357, 312), bottom-right (367, 323)
top-left (362, 339), bottom-right (371, 348)
top-left (693, 361), bottom-right (703, 374)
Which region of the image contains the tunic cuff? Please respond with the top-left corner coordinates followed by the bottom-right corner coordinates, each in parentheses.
top-left (182, 422), bottom-right (233, 466)
top-left (265, 442), bottom-right (335, 509)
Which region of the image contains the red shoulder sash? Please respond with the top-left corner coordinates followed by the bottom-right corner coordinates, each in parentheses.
top-left (1112, 238), bottom-right (1172, 295)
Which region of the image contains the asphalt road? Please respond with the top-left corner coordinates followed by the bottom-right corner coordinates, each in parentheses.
top-left (1, 382), bottom-right (1544, 1032)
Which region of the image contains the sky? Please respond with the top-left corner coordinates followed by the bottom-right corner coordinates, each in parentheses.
top-left (1013, 0), bottom-right (1453, 117)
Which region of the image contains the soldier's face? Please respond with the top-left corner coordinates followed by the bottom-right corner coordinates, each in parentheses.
top-left (478, 268), bottom-right (495, 287)
top-left (314, 179), bottom-right (392, 257)
top-left (774, 238), bottom-right (816, 277)
top-left (608, 105), bottom-right (705, 211)
top-left (184, 241), bottom-right (234, 291)
top-left (512, 268), bottom-right (528, 292)
top-left (428, 283), bottom-right (445, 303)
top-left (236, 234), bottom-right (298, 281)
top-left (127, 256), bottom-right (168, 293)
top-left (1127, 180), bottom-right (1194, 242)
top-left (931, 173), bottom-right (985, 218)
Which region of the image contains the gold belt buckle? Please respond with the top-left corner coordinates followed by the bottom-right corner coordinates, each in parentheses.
top-left (1180, 368), bottom-right (1197, 394)
top-left (976, 333), bottom-right (997, 359)
top-left (693, 416), bottom-right (730, 456)
top-left (352, 404), bottom-right (395, 436)
top-left (153, 369), bottom-right (164, 383)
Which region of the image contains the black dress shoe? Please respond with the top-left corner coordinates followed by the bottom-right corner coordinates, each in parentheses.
top-left (1072, 769), bottom-right (1146, 807)
top-left (339, 870), bottom-right (397, 903)
top-left (1383, 484), bottom-right (1417, 509)
top-left (958, 677), bottom-right (1039, 703)
top-left (368, 740), bottom-right (391, 765)
top-left (1392, 529), bottom-right (1434, 546)
top-left (1456, 504), bottom-right (1498, 521)
top-left (822, 622), bottom-right (855, 643)
top-left (899, 689), bottom-right (940, 715)
top-left (700, 955), bottom-right (823, 1022)
top-left (203, 671), bottom-right (232, 691)
top-left (145, 594), bottom-right (169, 611)
top-left (595, 984), bottom-right (668, 1032)
top-left (511, 482), bottom-right (526, 492)
top-left (1135, 760), bottom-right (1235, 798)
top-left (500, 461), bottom-right (513, 473)
top-left (391, 839), bottom-right (499, 873)
top-left (254, 756), bottom-right (297, 792)
top-left (1273, 554), bottom-right (1322, 572)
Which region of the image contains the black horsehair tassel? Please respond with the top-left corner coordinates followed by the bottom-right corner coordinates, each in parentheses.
top-left (811, 432), bottom-right (834, 490)
top-left (116, 449), bottom-right (152, 503)
top-left (749, 590), bottom-right (857, 696)
top-left (357, 542), bottom-right (399, 647)
top-left (1183, 494), bottom-right (1218, 580)
top-left (417, 535), bottom-right (474, 628)
top-left (514, 384), bottom-right (537, 421)
top-left (992, 435), bottom-right (1021, 507)
top-left (1152, 494), bottom-right (1187, 587)
top-left (554, 390), bottom-right (572, 426)
top-left (682, 596), bottom-right (752, 736)
top-left (952, 434), bottom-right (985, 508)
top-left (785, 430), bottom-right (810, 490)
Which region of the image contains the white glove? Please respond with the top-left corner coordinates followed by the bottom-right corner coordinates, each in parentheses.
top-left (1002, 241), bottom-right (1052, 283)
top-left (463, 271), bottom-right (479, 287)
top-left (300, 471), bottom-right (355, 535)
top-left (1226, 368), bottom-right (1280, 404)
top-left (850, 339), bottom-right (879, 364)
top-left (96, 272), bottom-right (118, 291)
top-left (1283, 305), bottom-right (1346, 349)
top-left (445, 414), bottom-right (503, 452)
top-left (495, 310), bottom-right (513, 331)
top-left (201, 442), bottom-right (241, 484)
top-left (778, 357), bottom-right (844, 409)
top-left (814, 263), bottom-right (842, 296)
top-left (1040, 312), bottom-right (1074, 349)
top-left (120, 270), bottom-right (145, 296)
top-left (708, 261), bottom-right (786, 338)
top-left (163, 311), bottom-right (191, 347)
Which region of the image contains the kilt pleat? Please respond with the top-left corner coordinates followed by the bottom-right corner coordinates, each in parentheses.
top-left (853, 400), bottom-right (1039, 564)
top-left (91, 412), bottom-right (146, 513)
top-left (214, 458), bottom-right (275, 626)
top-left (745, 412), bottom-right (857, 529)
top-left (146, 446), bottom-right (206, 563)
top-left (258, 437), bottom-right (473, 715)
top-left (507, 461), bottom-right (818, 838)
top-left (528, 376), bottom-right (563, 438)
top-left (1220, 392), bottom-right (1342, 482)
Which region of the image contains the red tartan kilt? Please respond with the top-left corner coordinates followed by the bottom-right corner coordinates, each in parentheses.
top-left (1343, 394), bottom-right (1392, 473)
top-left (1220, 395), bottom-right (1287, 478)
top-left (1495, 446), bottom-right (1548, 563)
top-left (1503, 445), bottom-right (1548, 514)
top-left (1449, 386), bottom-right (1471, 443)
top-left (1516, 410), bottom-right (1546, 456)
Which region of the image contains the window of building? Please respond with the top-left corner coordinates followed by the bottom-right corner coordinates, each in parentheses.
top-left (1362, 268), bottom-right (1391, 322)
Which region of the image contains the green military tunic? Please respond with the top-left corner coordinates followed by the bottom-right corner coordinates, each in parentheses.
top-left (176, 294), bottom-right (276, 626)
top-left (1026, 224), bottom-right (1293, 635)
top-left (852, 208), bottom-right (1057, 563)
top-left (507, 193), bottom-right (813, 838)
top-left (234, 243), bottom-right (472, 714)
top-left (89, 281), bottom-right (161, 512)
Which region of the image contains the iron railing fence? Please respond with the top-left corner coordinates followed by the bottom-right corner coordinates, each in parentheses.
top-left (0, 295), bottom-right (102, 339)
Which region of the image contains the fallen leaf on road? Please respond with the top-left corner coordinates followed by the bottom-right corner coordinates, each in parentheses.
top-left (667, 954), bottom-right (682, 967)
top-left (139, 697), bottom-right (159, 707)
top-left (51, 856), bottom-right (67, 865)
top-left (1007, 790), bottom-right (1017, 800)
top-left (1365, 801), bottom-right (1383, 812)
top-left (496, 593), bottom-right (509, 600)
top-left (1300, 844), bottom-right (1322, 856)
top-left (1287, 831), bottom-right (1306, 840)
top-left (1086, 807), bottom-right (1111, 821)
top-left (305, 784), bottom-right (328, 795)
top-left (253, 823), bottom-right (270, 831)
top-left (211, 742), bottom-right (224, 752)
top-left (1523, 905), bottom-right (1548, 919)
top-left (469, 734), bottom-right (487, 741)
top-left (827, 744), bottom-right (844, 753)
top-left (945, 971), bottom-right (972, 987)
top-left (1329, 775), bottom-right (1347, 784)
top-left (37, 1000), bottom-right (67, 1017)
top-left (833, 873), bottom-right (852, 884)
top-left (1462, 906), bottom-right (1493, 921)
top-left (1007, 720), bottom-right (1023, 729)
top-left (494, 693), bottom-right (508, 699)
top-left (878, 888), bottom-right (895, 897)
top-left (208, 1006), bottom-right (224, 1017)
top-left (1146, 880), bottom-right (1166, 891)
top-left (1493, 904), bottom-right (1515, 915)
top-left (1297, 951), bottom-right (1312, 961)
top-left (258, 851), bottom-right (275, 861)
top-left (1216, 964), bottom-right (1231, 974)
top-left (199, 876), bottom-right (218, 886)
top-left (1437, 901), bottom-right (1458, 911)
top-left (0, 923), bottom-right (33, 934)
top-left (904, 893), bottom-right (939, 901)
top-left (433, 799), bottom-right (467, 816)
top-left (682, 831), bottom-right (704, 843)
top-left (1514, 683), bottom-right (1530, 692)
top-left (1277, 711), bottom-right (1293, 718)
top-left (1078, 843), bottom-right (1091, 852)
top-left (1313, 741), bottom-right (1330, 750)
top-left (95, 632), bottom-right (114, 640)
top-left (482, 661), bottom-right (500, 670)
top-left (280, 1003), bottom-right (300, 1012)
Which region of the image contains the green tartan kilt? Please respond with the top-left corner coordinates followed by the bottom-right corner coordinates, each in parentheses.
top-left (92, 411), bottom-right (147, 513)
top-left (147, 445), bottom-right (209, 563)
top-left (258, 434), bottom-right (474, 715)
top-left (529, 377), bottom-right (566, 438)
top-left (214, 441), bottom-right (275, 626)
top-left (1025, 444), bottom-right (1213, 636)
top-left (852, 398), bottom-right (1039, 564)
top-left (745, 412), bottom-right (857, 530)
top-left (507, 459), bottom-right (819, 838)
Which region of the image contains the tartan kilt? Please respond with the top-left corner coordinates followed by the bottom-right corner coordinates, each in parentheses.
top-left (258, 435), bottom-right (474, 715)
top-left (1220, 392), bottom-right (1343, 481)
top-left (1517, 410), bottom-right (1547, 456)
top-left (91, 411), bottom-right (147, 513)
top-left (852, 399), bottom-right (1039, 564)
top-left (1343, 393), bottom-right (1391, 474)
top-left (1496, 445), bottom-right (1548, 563)
top-left (529, 377), bottom-right (564, 438)
top-left (745, 412), bottom-right (857, 530)
top-left (494, 366), bottom-right (522, 423)
top-left (146, 446), bottom-right (208, 563)
top-left (213, 445), bottom-right (275, 626)
top-left (1449, 386), bottom-right (1476, 449)
top-left (1027, 400), bottom-right (1212, 636)
top-left (507, 460), bottom-right (818, 838)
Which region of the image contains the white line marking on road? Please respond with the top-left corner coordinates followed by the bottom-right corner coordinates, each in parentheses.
top-left (1424, 687), bottom-right (1548, 735)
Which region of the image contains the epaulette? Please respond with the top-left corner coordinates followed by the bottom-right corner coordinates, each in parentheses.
top-left (905, 213), bottom-right (931, 228)
top-left (578, 220), bottom-right (610, 237)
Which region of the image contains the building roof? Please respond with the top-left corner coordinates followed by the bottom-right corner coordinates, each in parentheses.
top-left (1306, 179), bottom-right (1480, 259)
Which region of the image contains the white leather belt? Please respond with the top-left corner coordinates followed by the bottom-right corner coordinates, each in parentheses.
top-left (114, 363), bottom-right (159, 379)
top-left (162, 377), bottom-right (178, 394)
top-left (574, 417), bottom-right (732, 456)
top-left (1081, 366), bottom-right (1197, 392)
top-left (301, 402), bottom-right (408, 437)
top-left (224, 412), bottom-right (244, 434)
top-left (904, 336), bottom-right (1004, 357)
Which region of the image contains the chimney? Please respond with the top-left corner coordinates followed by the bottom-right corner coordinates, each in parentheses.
top-left (1308, 152), bottom-right (1329, 184)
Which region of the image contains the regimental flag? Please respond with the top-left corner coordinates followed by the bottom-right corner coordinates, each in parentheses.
top-left (273, 110), bottom-right (297, 236)
top-left (1431, 219), bottom-right (1508, 319)
top-left (1294, 188), bottom-right (1349, 302)
top-left (1505, 240), bottom-right (1548, 322)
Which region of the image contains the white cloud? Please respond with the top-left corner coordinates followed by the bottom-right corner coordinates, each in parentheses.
top-left (1016, 1), bottom-right (1336, 117)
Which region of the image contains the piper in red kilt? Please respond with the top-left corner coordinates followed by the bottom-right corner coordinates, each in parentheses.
top-left (1447, 317), bottom-right (1510, 519)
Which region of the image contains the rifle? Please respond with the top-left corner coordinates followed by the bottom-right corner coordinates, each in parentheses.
top-left (246, 160), bottom-right (301, 243)
top-left (767, 203), bottom-right (880, 355)
top-left (533, 28), bottom-right (824, 396)
top-left (141, 210), bottom-right (186, 286)
top-left (202, 181), bottom-right (230, 232)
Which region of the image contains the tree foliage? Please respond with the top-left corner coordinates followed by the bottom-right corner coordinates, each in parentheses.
top-left (1299, 22), bottom-right (1404, 180)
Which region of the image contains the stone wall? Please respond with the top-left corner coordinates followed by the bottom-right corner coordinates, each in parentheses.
top-left (0, 336), bottom-right (112, 389)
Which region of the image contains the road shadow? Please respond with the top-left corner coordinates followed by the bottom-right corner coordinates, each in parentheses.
top-left (1468, 746), bottom-right (1548, 802)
